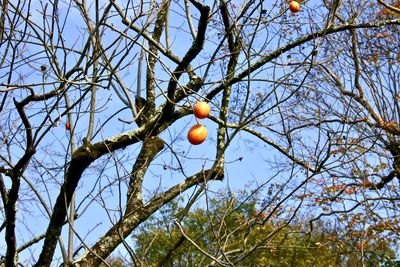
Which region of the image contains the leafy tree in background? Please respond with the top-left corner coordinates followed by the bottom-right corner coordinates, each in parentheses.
top-left (132, 190), bottom-right (396, 266)
top-left (0, 0), bottom-right (399, 266)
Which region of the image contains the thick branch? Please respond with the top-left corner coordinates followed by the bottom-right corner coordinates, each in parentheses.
top-left (74, 168), bottom-right (223, 266)
top-left (141, 1), bottom-right (170, 125)
top-left (33, 110), bottom-right (179, 266)
top-left (125, 136), bottom-right (165, 215)
top-left (33, 146), bottom-right (96, 267)
top-left (350, 29), bottom-right (364, 98)
top-left (0, 173), bottom-right (7, 207)
top-left (5, 100), bottom-right (36, 267)
top-left (0, 0), bottom-right (8, 42)
top-left (220, 0), bottom-right (235, 52)
top-left (216, 0), bottom-right (241, 159)
top-left (162, 3), bottom-right (210, 115)
top-left (4, 177), bottom-right (20, 267)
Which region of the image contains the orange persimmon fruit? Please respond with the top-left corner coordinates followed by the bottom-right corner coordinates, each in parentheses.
top-left (187, 124), bottom-right (208, 145)
top-left (65, 121), bottom-right (71, 130)
top-left (193, 101), bottom-right (210, 119)
top-left (289, 1), bottom-right (300, 13)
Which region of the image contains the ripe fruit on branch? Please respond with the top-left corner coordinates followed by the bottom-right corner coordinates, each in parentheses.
top-left (187, 124), bottom-right (208, 145)
top-left (289, 1), bottom-right (300, 13)
top-left (193, 101), bottom-right (210, 119)
top-left (66, 121), bottom-right (71, 130)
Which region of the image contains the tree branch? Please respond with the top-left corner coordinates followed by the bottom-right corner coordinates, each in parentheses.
top-left (142, 1), bottom-right (169, 124)
top-left (175, 220), bottom-right (229, 267)
top-left (74, 167), bottom-right (223, 266)
top-left (378, 0), bottom-right (400, 14)
top-left (205, 19), bottom-right (400, 101)
top-left (125, 136), bottom-right (165, 215)
top-left (161, 3), bottom-right (210, 116)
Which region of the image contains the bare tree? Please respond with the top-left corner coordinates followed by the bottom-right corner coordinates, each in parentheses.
top-left (0, 0), bottom-right (399, 266)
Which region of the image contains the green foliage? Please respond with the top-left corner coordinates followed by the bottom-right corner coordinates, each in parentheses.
top-left (384, 260), bottom-right (400, 267)
top-left (132, 190), bottom-right (396, 266)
